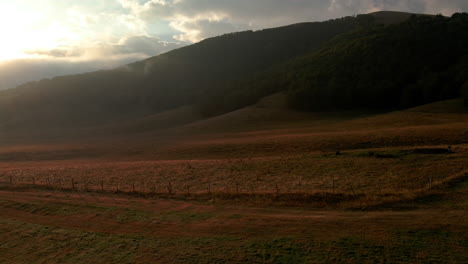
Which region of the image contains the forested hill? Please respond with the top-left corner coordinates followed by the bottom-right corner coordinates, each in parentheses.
top-left (0, 14), bottom-right (374, 131)
top-left (1, 11), bottom-right (467, 134)
top-left (200, 13), bottom-right (468, 115)
top-left (287, 13), bottom-right (468, 110)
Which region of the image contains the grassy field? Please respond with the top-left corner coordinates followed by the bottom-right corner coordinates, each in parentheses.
top-left (0, 183), bottom-right (466, 263)
top-left (0, 98), bottom-right (467, 263)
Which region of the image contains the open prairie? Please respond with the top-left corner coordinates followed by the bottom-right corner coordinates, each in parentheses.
top-left (1, 98), bottom-right (467, 195)
top-left (1, 98), bottom-right (467, 263)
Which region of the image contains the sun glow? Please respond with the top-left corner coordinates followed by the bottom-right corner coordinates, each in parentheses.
top-left (0, 2), bottom-right (75, 61)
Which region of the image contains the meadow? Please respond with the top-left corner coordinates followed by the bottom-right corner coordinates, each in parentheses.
top-left (0, 98), bottom-right (467, 263)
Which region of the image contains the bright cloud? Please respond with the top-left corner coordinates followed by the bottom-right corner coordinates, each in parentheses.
top-left (0, 0), bottom-right (179, 62)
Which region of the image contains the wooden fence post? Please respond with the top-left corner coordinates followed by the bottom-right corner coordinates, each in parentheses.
top-left (167, 182), bottom-right (173, 194)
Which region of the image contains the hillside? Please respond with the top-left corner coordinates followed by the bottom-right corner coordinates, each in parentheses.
top-left (0, 12), bottom-right (426, 137)
top-left (0, 15), bottom-right (375, 135)
top-left (1, 11), bottom-right (467, 141)
top-left (1, 95), bottom-right (467, 186)
top-left (370, 10), bottom-right (428, 24)
top-left (202, 13), bottom-right (468, 115)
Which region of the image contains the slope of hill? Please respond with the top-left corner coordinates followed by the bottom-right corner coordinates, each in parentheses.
top-left (0, 98), bottom-right (466, 195)
top-left (370, 10), bottom-right (428, 24)
top-left (201, 13), bottom-right (468, 115)
top-left (166, 93), bottom-right (367, 135)
top-left (0, 15), bottom-right (378, 135)
top-left (1, 11), bottom-right (466, 140)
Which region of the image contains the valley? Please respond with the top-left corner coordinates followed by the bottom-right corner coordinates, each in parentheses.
top-left (1, 98), bottom-right (467, 263)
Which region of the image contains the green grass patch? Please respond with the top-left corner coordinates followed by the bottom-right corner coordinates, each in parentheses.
top-left (115, 208), bottom-right (154, 224)
top-left (0, 218), bottom-right (467, 264)
top-left (0, 199), bottom-right (217, 225)
top-left (0, 200), bottom-right (113, 216)
top-left (242, 238), bottom-right (317, 263)
top-left (391, 228), bottom-right (468, 264)
top-left (156, 209), bottom-right (214, 224)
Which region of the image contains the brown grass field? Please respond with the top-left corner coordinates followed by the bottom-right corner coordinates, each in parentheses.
top-left (0, 97), bottom-right (467, 263)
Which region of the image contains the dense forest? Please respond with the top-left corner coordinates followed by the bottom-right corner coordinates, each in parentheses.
top-left (0, 12), bottom-right (467, 132)
top-left (200, 13), bottom-right (468, 114)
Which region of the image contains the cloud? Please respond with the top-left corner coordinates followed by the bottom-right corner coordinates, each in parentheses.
top-left (120, 0), bottom-right (468, 43)
top-left (328, 0), bottom-right (468, 16)
top-left (122, 0), bottom-right (333, 42)
top-left (328, 0), bottom-right (425, 14)
top-left (25, 35), bottom-right (182, 59)
top-left (117, 35), bottom-right (182, 56)
top-left (422, 0), bottom-right (468, 15)
top-left (169, 15), bottom-right (247, 42)
top-left (0, 35), bottom-right (183, 90)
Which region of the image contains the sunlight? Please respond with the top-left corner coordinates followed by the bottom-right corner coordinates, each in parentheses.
top-left (0, 2), bottom-right (72, 61)
top-left (0, 3), bottom-right (31, 60)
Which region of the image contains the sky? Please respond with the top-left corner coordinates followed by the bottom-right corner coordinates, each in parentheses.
top-left (0, 0), bottom-right (467, 90)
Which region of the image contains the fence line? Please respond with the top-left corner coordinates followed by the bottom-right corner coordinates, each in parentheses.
top-left (0, 170), bottom-right (454, 198)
